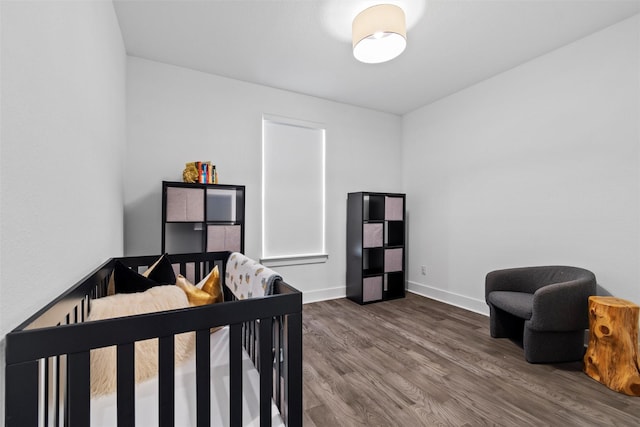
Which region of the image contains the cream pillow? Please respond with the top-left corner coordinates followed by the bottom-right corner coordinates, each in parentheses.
top-left (88, 286), bottom-right (194, 396)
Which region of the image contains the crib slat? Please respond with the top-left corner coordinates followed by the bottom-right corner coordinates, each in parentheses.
top-left (117, 343), bottom-right (135, 427)
top-left (274, 316), bottom-right (282, 410)
top-left (5, 360), bottom-right (39, 426)
top-left (251, 320), bottom-right (257, 362)
top-left (159, 335), bottom-right (175, 427)
top-left (196, 329), bottom-right (211, 427)
top-left (229, 323), bottom-right (243, 426)
top-left (195, 261), bottom-right (201, 282)
top-left (67, 351), bottom-right (90, 426)
top-left (38, 358), bottom-right (51, 425)
top-left (259, 317), bottom-right (273, 427)
top-left (55, 355), bottom-right (61, 427)
top-left (243, 321), bottom-right (249, 358)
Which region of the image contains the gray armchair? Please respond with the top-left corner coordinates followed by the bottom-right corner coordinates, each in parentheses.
top-left (485, 266), bottom-right (596, 363)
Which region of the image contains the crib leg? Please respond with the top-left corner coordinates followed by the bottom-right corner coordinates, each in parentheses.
top-left (6, 360), bottom-right (39, 427)
top-left (287, 312), bottom-right (303, 427)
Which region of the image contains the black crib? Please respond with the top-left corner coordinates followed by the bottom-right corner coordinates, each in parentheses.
top-left (4, 251), bottom-right (302, 427)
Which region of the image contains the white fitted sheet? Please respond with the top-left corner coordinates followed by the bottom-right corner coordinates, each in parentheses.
top-left (90, 326), bottom-right (284, 426)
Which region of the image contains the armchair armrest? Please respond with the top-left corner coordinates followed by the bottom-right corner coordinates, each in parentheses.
top-left (528, 278), bottom-right (596, 331)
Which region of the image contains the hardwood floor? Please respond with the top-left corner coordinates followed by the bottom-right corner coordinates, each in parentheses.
top-left (301, 293), bottom-right (640, 426)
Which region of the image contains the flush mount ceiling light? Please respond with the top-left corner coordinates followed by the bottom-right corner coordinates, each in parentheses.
top-left (352, 4), bottom-right (407, 64)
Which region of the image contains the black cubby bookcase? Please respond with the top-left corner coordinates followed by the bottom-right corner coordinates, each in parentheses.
top-left (161, 181), bottom-right (245, 254)
top-left (347, 191), bottom-right (406, 304)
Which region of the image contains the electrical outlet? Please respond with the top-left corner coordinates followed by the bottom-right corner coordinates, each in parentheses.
top-left (421, 265), bottom-right (427, 275)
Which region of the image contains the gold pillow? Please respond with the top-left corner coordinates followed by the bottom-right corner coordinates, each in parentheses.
top-left (199, 266), bottom-right (223, 303)
top-left (176, 266), bottom-right (223, 306)
top-left (176, 276), bottom-right (215, 306)
top-left (176, 266), bottom-right (223, 334)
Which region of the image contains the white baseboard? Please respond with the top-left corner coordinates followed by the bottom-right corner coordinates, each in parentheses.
top-left (302, 287), bottom-right (345, 304)
top-left (407, 280), bottom-right (489, 316)
top-left (301, 282), bottom-right (490, 317)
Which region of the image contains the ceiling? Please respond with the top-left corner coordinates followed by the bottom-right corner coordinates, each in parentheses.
top-left (113, 0), bottom-right (640, 115)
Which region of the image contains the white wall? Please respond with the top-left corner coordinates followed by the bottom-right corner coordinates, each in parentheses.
top-left (403, 15), bottom-right (640, 314)
top-left (125, 57), bottom-right (402, 302)
top-left (0, 0), bottom-right (126, 419)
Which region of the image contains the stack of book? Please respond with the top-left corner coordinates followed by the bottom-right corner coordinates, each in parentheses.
top-left (186, 161), bottom-right (218, 184)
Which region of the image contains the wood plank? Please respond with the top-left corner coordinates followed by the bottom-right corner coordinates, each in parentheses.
top-left (302, 293), bottom-right (640, 425)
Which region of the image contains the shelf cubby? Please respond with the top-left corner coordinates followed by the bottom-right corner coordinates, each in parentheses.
top-left (162, 181), bottom-right (245, 255)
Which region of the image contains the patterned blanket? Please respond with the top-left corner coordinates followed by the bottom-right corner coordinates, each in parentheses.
top-left (225, 252), bottom-right (282, 300)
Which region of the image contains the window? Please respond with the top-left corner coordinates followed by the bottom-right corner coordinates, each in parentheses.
top-left (262, 114), bottom-right (327, 266)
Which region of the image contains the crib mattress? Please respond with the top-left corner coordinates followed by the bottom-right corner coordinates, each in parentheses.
top-left (90, 326), bottom-right (284, 426)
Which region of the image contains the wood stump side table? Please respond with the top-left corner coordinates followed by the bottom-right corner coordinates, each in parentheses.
top-left (583, 296), bottom-right (640, 396)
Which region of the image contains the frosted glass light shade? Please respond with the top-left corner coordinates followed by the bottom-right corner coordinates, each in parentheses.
top-left (352, 4), bottom-right (407, 64)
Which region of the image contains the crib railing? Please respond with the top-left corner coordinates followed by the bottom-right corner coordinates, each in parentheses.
top-left (5, 252), bottom-right (302, 427)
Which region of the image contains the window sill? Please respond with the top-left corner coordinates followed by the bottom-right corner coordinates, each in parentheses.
top-left (260, 253), bottom-right (328, 267)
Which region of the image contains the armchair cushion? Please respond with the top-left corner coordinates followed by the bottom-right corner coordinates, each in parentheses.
top-left (487, 291), bottom-right (533, 320)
